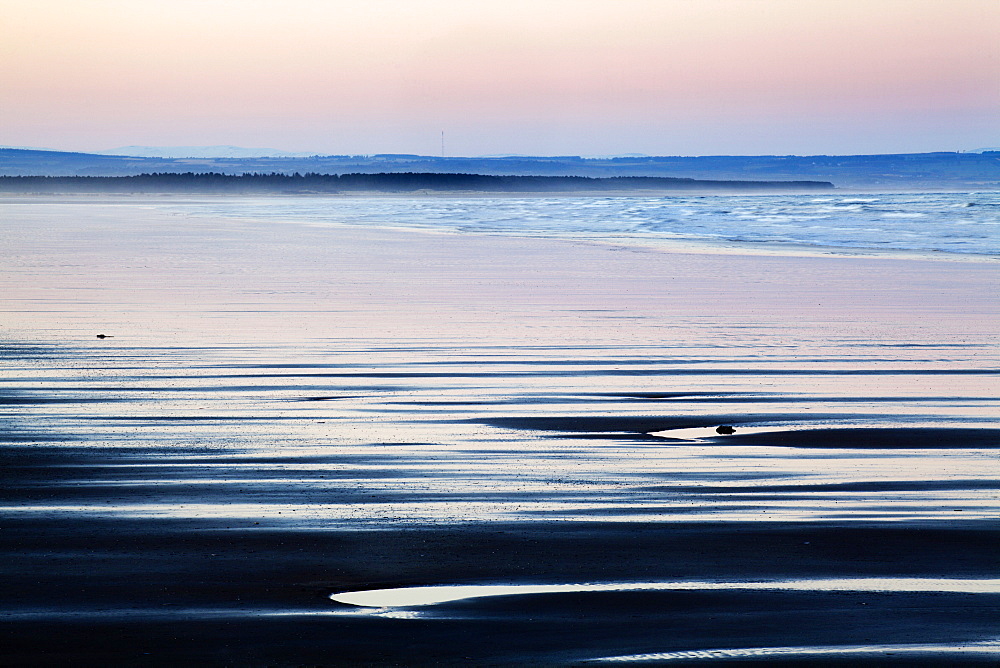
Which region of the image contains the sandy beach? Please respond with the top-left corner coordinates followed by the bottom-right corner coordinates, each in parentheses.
top-left (1, 196), bottom-right (998, 666)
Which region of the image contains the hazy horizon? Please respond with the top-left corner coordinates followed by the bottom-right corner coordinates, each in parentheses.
top-left (4, 143), bottom-right (1000, 160)
top-left (3, 0), bottom-right (998, 157)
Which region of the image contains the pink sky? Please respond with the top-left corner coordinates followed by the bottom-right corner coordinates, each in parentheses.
top-left (2, 0), bottom-right (997, 156)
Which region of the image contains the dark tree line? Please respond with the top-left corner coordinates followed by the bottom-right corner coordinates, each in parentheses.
top-left (0, 172), bottom-right (833, 193)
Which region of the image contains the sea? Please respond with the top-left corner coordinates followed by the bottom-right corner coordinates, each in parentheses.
top-left (169, 190), bottom-right (1000, 258)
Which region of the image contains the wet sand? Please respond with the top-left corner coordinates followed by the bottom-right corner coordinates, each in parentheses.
top-left (1, 196), bottom-right (998, 665)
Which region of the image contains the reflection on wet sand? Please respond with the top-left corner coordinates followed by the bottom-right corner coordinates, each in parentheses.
top-left (330, 577), bottom-right (1000, 608)
top-left (589, 641), bottom-right (1000, 663)
top-left (1, 197), bottom-right (998, 665)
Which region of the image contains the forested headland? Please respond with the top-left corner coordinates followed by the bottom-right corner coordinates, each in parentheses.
top-left (0, 172), bottom-right (834, 193)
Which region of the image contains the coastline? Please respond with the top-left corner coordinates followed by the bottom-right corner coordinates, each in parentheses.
top-left (4, 191), bottom-right (998, 265)
top-left (2, 197), bottom-right (998, 665)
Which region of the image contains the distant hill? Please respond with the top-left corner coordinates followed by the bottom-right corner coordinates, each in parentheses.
top-left (96, 145), bottom-right (318, 159)
top-left (1, 148), bottom-right (998, 189)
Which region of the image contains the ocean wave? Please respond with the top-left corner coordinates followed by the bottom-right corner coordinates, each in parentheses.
top-left (173, 191), bottom-right (1000, 257)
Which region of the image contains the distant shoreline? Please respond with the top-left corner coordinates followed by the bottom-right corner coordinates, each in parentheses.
top-left (2, 148), bottom-right (997, 189)
top-left (0, 172), bottom-right (834, 194)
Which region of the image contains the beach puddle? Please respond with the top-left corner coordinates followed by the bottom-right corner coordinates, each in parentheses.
top-left (330, 577), bottom-right (1000, 608)
top-left (652, 426), bottom-right (1000, 449)
top-left (649, 426), bottom-right (784, 441)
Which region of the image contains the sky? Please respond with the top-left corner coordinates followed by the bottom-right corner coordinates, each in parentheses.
top-left (2, 0), bottom-right (998, 157)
